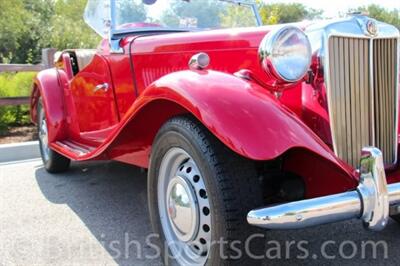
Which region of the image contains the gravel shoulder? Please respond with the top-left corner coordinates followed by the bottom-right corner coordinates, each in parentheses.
top-left (0, 125), bottom-right (37, 144)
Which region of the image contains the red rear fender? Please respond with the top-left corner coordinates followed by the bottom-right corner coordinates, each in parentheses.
top-left (31, 69), bottom-right (68, 142)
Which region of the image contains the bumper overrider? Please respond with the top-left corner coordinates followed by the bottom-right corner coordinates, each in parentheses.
top-left (247, 147), bottom-right (400, 231)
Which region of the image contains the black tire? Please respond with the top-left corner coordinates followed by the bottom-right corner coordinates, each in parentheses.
top-left (391, 215), bottom-right (400, 224)
top-left (148, 116), bottom-right (265, 265)
top-left (37, 99), bottom-right (70, 173)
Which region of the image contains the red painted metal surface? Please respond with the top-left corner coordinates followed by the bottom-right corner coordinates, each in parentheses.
top-left (31, 69), bottom-right (68, 143)
top-left (69, 54), bottom-right (119, 133)
top-left (30, 25), bottom-right (400, 198)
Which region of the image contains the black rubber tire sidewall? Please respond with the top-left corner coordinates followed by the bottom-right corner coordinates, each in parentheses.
top-left (37, 99), bottom-right (71, 173)
top-left (148, 116), bottom-right (265, 265)
top-left (391, 215), bottom-right (400, 224)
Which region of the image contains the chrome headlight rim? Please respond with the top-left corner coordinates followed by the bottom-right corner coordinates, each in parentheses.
top-left (259, 25), bottom-right (312, 83)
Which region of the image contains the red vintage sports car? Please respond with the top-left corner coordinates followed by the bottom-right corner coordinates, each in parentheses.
top-left (30, 0), bottom-right (400, 264)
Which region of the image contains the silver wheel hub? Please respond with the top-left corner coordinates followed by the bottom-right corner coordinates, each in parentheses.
top-left (39, 119), bottom-right (48, 146)
top-left (167, 176), bottom-right (199, 242)
top-left (39, 108), bottom-right (50, 162)
top-left (158, 148), bottom-right (211, 265)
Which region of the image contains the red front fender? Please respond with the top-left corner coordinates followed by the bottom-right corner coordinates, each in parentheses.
top-left (33, 68), bottom-right (356, 194)
top-left (136, 70), bottom-right (353, 175)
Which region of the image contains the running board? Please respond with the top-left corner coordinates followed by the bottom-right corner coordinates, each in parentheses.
top-left (54, 140), bottom-right (96, 157)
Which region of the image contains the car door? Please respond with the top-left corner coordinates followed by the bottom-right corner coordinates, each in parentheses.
top-left (69, 54), bottom-right (119, 135)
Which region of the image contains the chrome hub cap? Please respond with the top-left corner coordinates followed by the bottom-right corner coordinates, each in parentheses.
top-left (158, 148), bottom-right (211, 265)
top-left (167, 176), bottom-right (199, 242)
top-left (39, 108), bottom-right (50, 162)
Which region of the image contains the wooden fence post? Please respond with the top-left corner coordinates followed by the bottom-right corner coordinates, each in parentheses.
top-left (41, 48), bottom-right (57, 69)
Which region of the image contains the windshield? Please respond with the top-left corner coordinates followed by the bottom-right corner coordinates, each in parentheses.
top-left (84, 0), bottom-right (260, 38)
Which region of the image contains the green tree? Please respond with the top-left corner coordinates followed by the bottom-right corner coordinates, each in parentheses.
top-left (0, 0), bottom-right (100, 64)
top-left (0, 0), bottom-right (30, 63)
top-left (45, 0), bottom-right (100, 51)
top-left (258, 2), bottom-right (323, 24)
top-left (220, 4), bottom-right (259, 28)
top-left (19, 0), bottom-right (55, 64)
top-left (352, 5), bottom-right (400, 29)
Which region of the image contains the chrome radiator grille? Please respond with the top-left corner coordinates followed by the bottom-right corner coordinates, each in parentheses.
top-left (327, 36), bottom-right (398, 168)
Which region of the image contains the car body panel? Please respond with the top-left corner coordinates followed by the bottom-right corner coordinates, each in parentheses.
top-left (32, 65), bottom-right (359, 196)
top-left (69, 54), bottom-right (120, 133)
top-left (31, 69), bottom-right (68, 143)
top-left (30, 19), bottom-right (400, 199)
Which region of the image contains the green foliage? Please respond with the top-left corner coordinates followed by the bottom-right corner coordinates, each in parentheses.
top-left (0, 105), bottom-right (31, 132)
top-left (0, 0), bottom-right (99, 64)
top-left (0, 72), bottom-right (35, 97)
top-left (43, 0), bottom-right (100, 51)
top-left (220, 5), bottom-right (259, 28)
top-left (258, 2), bottom-right (323, 24)
top-left (352, 5), bottom-right (400, 29)
top-left (0, 0), bottom-right (30, 63)
top-left (257, 2), bottom-right (398, 28)
top-left (161, 0), bottom-right (260, 28)
top-left (17, 0), bottom-right (55, 64)
top-left (0, 73), bottom-right (36, 132)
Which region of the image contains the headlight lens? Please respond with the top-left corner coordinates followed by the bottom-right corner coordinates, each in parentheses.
top-left (259, 26), bottom-right (312, 83)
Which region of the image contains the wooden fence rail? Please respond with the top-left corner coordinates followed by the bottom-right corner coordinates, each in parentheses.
top-left (0, 64), bottom-right (44, 73)
top-left (0, 48), bottom-right (56, 107)
top-left (0, 97), bottom-right (30, 106)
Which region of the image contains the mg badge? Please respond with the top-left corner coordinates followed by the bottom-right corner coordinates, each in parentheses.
top-left (366, 20), bottom-right (378, 36)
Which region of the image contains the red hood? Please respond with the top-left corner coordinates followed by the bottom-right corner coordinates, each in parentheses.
top-left (125, 23), bottom-right (310, 54)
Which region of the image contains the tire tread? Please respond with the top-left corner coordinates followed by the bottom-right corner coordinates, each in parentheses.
top-left (151, 116), bottom-right (265, 265)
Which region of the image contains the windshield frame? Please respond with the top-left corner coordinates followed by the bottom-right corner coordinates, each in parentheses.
top-left (109, 0), bottom-right (261, 35)
top-left (101, 0), bottom-right (262, 52)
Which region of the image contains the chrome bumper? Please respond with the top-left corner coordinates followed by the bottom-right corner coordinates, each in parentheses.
top-left (247, 147), bottom-right (400, 231)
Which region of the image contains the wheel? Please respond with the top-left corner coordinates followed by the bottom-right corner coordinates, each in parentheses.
top-left (37, 99), bottom-right (70, 173)
top-left (391, 214), bottom-right (400, 224)
top-left (148, 116), bottom-right (265, 265)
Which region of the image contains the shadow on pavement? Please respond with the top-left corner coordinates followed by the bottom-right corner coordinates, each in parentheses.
top-left (35, 161), bottom-right (162, 266)
top-left (35, 161), bottom-right (400, 266)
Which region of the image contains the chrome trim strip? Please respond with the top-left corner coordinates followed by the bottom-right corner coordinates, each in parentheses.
top-left (369, 38), bottom-right (375, 148)
top-left (395, 38), bottom-right (400, 166)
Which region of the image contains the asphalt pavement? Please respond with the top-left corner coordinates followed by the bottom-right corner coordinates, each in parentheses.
top-left (1, 159), bottom-right (400, 265)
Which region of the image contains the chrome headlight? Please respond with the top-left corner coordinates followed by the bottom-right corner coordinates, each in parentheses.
top-left (259, 26), bottom-right (312, 83)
